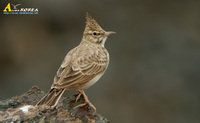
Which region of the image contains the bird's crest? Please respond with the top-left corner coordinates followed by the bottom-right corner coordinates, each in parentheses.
top-left (84, 13), bottom-right (105, 34)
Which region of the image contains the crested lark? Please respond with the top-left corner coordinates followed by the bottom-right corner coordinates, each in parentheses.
top-left (36, 13), bottom-right (115, 111)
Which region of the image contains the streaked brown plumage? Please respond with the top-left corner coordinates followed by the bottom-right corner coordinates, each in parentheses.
top-left (36, 13), bottom-right (115, 111)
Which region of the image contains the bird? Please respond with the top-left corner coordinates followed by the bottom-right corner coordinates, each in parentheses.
top-left (11, 4), bottom-right (21, 9)
top-left (36, 13), bottom-right (115, 111)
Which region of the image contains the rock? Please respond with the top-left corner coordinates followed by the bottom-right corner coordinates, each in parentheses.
top-left (0, 86), bottom-right (109, 123)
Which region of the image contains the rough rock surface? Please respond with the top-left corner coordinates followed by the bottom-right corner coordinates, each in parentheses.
top-left (0, 86), bottom-right (109, 123)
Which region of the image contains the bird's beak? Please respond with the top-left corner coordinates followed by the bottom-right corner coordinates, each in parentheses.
top-left (105, 31), bottom-right (116, 37)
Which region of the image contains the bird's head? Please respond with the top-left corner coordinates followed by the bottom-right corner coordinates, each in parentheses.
top-left (82, 13), bottom-right (115, 47)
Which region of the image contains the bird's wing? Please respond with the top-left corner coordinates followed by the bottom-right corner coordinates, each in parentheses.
top-left (52, 47), bottom-right (108, 89)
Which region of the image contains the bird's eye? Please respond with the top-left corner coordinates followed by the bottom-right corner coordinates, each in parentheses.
top-left (93, 32), bottom-right (97, 35)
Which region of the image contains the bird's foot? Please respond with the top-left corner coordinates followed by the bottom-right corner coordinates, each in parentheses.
top-left (75, 89), bottom-right (82, 103)
top-left (74, 101), bottom-right (96, 111)
top-left (75, 93), bottom-right (82, 103)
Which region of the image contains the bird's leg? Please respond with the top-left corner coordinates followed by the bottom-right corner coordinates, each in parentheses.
top-left (74, 90), bottom-right (96, 111)
top-left (75, 89), bottom-right (82, 103)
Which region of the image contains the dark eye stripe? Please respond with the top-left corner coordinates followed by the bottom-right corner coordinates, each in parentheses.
top-left (97, 40), bottom-right (102, 44)
top-left (93, 32), bottom-right (101, 36)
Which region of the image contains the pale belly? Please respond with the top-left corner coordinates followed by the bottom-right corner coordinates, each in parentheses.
top-left (78, 73), bottom-right (103, 90)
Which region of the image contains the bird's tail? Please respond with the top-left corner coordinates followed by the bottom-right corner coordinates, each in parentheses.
top-left (36, 88), bottom-right (66, 107)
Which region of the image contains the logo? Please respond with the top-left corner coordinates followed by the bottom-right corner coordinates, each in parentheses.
top-left (3, 3), bottom-right (38, 14)
top-left (11, 4), bottom-right (21, 10)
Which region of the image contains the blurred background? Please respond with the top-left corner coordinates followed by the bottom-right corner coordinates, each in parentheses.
top-left (0, 0), bottom-right (200, 123)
